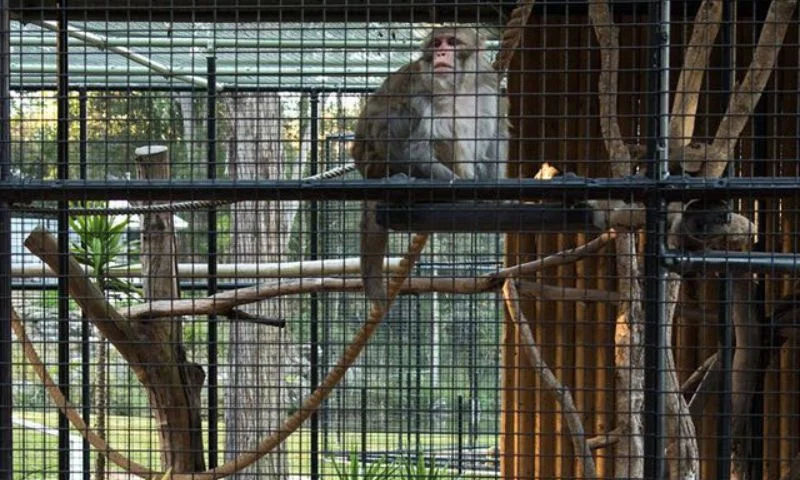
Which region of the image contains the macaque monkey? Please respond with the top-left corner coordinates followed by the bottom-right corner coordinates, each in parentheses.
top-left (351, 27), bottom-right (509, 304)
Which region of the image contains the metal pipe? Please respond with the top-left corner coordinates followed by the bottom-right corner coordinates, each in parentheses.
top-left (78, 87), bottom-right (91, 480)
top-left (10, 35), bottom-right (502, 51)
top-left (56, 2), bottom-right (72, 479)
top-left (666, 250), bottom-right (800, 274)
top-left (11, 83), bottom-right (374, 93)
top-left (643, 0), bottom-right (670, 477)
top-left (309, 91), bottom-right (321, 480)
top-left (10, 61), bottom-right (405, 77)
top-left (23, 20), bottom-right (213, 89)
top-left (6, 176), bottom-right (800, 202)
top-left (717, 275), bottom-right (734, 480)
top-left (0, 0), bottom-right (12, 475)
top-left (206, 53), bottom-right (219, 469)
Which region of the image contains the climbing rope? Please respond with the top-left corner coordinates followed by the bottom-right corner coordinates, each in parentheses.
top-left (11, 2), bottom-right (536, 477)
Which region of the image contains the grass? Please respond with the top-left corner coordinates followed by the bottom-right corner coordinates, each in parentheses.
top-left (12, 411), bottom-right (498, 479)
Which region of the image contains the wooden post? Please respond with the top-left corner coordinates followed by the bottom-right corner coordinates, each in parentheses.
top-left (134, 145), bottom-right (207, 473)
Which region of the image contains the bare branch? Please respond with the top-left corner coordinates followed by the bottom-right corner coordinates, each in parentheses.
top-left (504, 279), bottom-right (597, 478)
top-left (589, 0), bottom-right (632, 173)
top-left (128, 231), bottom-right (618, 320)
top-left (670, 0), bottom-right (723, 147)
top-left (663, 274), bottom-right (700, 479)
top-left (705, 0), bottom-right (797, 176)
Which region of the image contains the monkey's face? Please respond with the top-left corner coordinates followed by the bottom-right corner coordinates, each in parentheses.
top-left (431, 34), bottom-right (459, 73)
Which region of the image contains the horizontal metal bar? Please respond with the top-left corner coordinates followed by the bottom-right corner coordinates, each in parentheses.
top-left (10, 83), bottom-right (373, 93)
top-left (3, 176), bottom-right (799, 203)
top-left (665, 250), bottom-right (800, 274)
top-left (377, 202), bottom-right (599, 233)
top-left (11, 34), bottom-right (501, 51)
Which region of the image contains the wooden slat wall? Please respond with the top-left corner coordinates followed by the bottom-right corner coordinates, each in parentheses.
top-left (503, 9), bottom-right (799, 479)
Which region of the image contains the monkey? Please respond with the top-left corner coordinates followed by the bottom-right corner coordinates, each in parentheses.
top-left (351, 27), bottom-right (509, 305)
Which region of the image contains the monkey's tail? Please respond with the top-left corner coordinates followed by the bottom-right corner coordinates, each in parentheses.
top-left (360, 201), bottom-right (389, 305)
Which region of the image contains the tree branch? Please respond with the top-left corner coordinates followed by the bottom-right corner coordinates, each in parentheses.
top-left (504, 279), bottom-right (597, 478)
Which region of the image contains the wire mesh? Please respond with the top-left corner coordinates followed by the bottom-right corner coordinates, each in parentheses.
top-left (1, 1), bottom-right (799, 480)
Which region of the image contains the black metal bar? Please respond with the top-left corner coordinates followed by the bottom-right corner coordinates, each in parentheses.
top-left (11, 84), bottom-right (375, 94)
top-left (361, 388), bottom-right (368, 467)
top-left (309, 91), bottom-right (321, 480)
top-left (0, 0), bottom-right (12, 475)
top-left (643, 0), bottom-right (670, 477)
top-left (666, 250), bottom-right (800, 274)
top-left (56, 3), bottom-right (71, 478)
top-left (206, 53), bottom-right (219, 469)
top-left (457, 395), bottom-right (464, 476)
top-left (5, 176), bottom-right (800, 203)
top-left (78, 87), bottom-right (91, 480)
top-left (717, 275), bottom-right (734, 480)
top-left (376, 202), bottom-right (598, 233)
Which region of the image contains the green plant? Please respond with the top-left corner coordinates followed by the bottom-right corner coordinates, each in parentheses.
top-left (399, 454), bottom-right (449, 480)
top-left (329, 452), bottom-right (399, 480)
top-left (68, 205), bottom-right (139, 296)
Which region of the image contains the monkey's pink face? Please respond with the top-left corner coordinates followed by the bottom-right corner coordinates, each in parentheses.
top-left (431, 35), bottom-right (458, 73)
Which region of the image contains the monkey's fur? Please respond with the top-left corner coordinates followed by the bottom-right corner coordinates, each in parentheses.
top-left (351, 27), bottom-right (508, 304)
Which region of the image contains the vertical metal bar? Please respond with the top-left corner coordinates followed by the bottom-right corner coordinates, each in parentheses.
top-left (360, 387), bottom-right (368, 466)
top-left (0, 0), bottom-right (12, 477)
top-left (718, 275), bottom-right (734, 479)
top-left (309, 91), bottom-right (320, 480)
top-left (457, 395), bottom-right (464, 476)
top-left (644, 0), bottom-right (670, 478)
top-left (206, 54), bottom-right (219, 468)
top-left (56, 3), bottom-right (72, 479)
top-left (78, 87), bottom-right (91, 480)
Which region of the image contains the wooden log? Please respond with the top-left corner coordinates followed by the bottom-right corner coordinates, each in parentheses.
top-left (135, 145), bottom-right (206, 473)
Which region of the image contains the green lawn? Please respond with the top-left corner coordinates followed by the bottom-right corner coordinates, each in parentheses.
top-left (12, 411), bottom-right (498, 479)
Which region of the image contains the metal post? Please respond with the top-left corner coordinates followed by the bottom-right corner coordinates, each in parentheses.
top-left (309, 91), bottom-right (321, 480)
top-left (206, 53), bottom-right (219, 468)
top-left (56, 3), bottom-right (72, 479)
top-left (78, 88), bottom-right (91, 480)
top-left (718, 275), bottom-right (734, 479)
top-left (0, 0), bottom-right (12, 477)
top-left (643, 0), bottom-right (670, 478)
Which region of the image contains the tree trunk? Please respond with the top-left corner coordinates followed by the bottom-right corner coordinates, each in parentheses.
top-left (222, 92), bottom-right (296, 479)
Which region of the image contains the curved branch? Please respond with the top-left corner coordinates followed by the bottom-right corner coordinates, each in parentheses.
top-left (504, 279), bottom-right (597, 478)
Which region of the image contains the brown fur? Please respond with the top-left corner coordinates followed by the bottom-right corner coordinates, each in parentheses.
top-left (351, 27), bottom-right (508, 304)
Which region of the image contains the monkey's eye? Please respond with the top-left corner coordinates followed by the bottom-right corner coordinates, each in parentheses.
top-left (433, 36), bottom-right (460, 48)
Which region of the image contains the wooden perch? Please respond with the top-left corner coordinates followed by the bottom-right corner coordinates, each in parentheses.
top-left (504, 279), bottom-right (597, 478)
top-left (127, 231), bottom-right (618, 320)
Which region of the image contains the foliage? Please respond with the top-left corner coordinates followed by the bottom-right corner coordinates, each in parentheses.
top-left (329, 452), bottom-right (399, 480)
top-left (68, 204), bottom-right (139, 296)
top-left (398, 454), bottom-right (450, 480)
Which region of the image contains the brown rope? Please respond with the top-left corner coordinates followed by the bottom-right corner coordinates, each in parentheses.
top-left (492, 0), bottom-right (536, 72)
top-left (12, 233), bottom-right (429, 479)
top-left (11, 1), bottom-right (538, 477)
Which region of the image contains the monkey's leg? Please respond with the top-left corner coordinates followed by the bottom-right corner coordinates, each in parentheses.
top-left (361, 200), bottom-right (389, 305)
